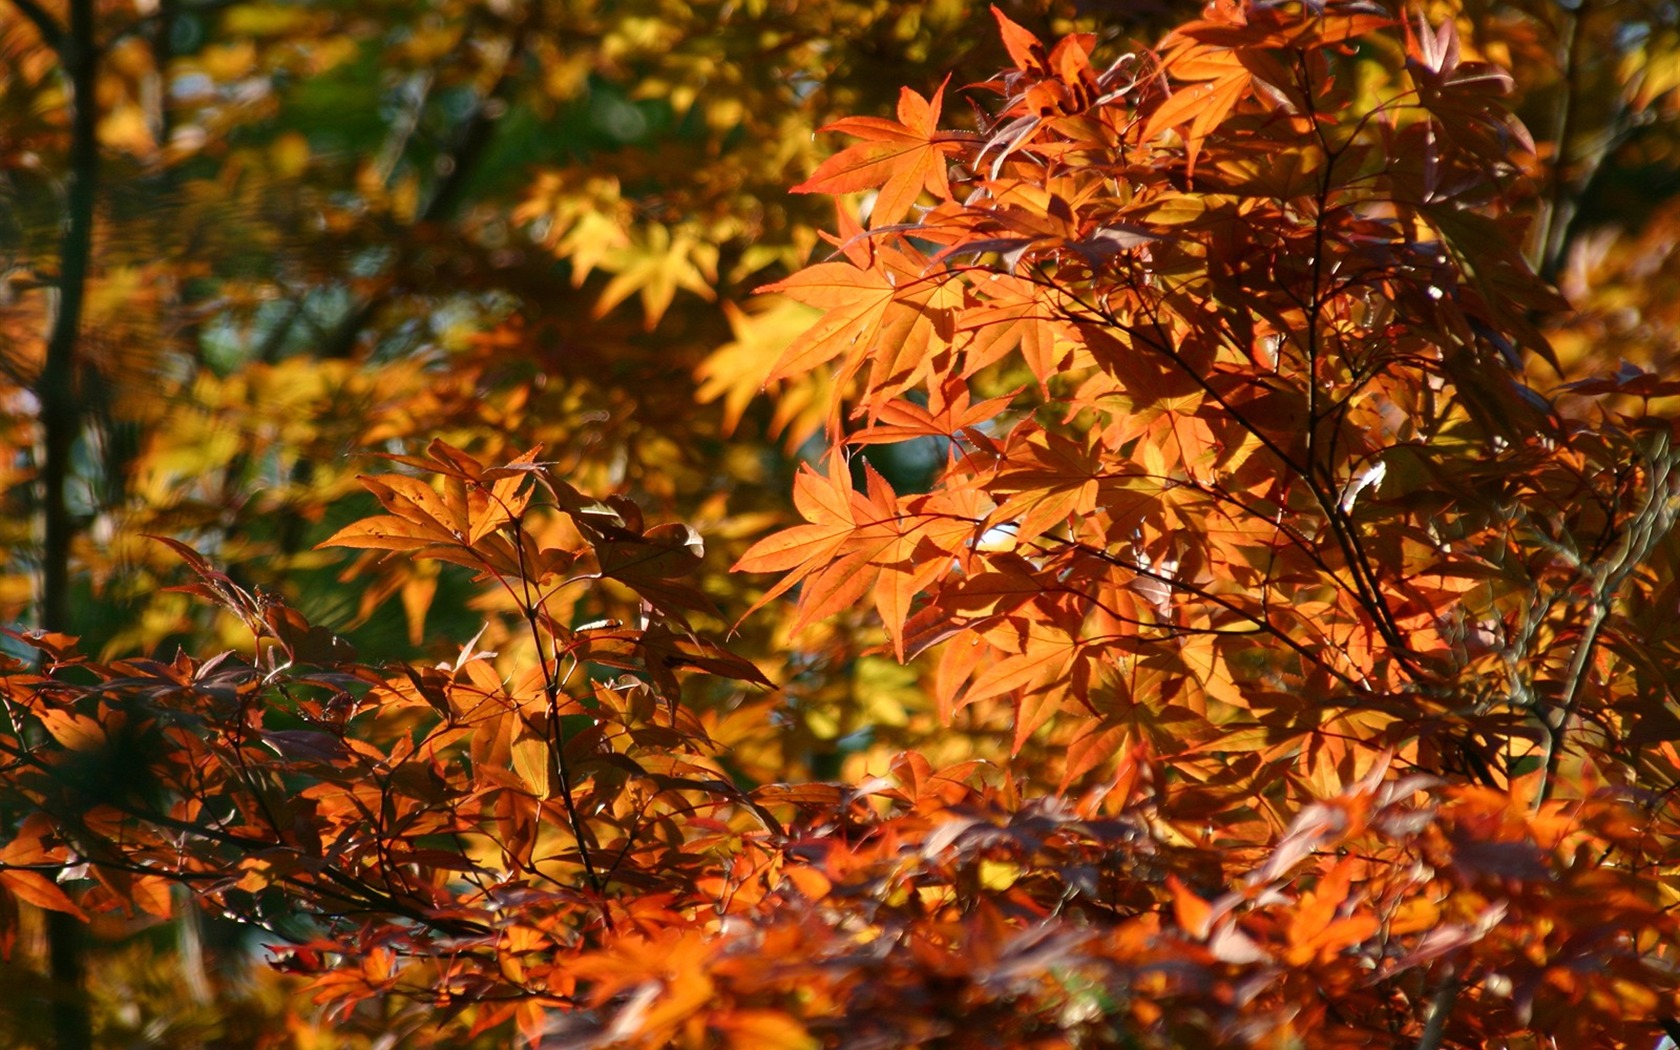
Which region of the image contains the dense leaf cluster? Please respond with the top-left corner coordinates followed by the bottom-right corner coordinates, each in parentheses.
top-left (2, 1), bottom-right (1680, 1048)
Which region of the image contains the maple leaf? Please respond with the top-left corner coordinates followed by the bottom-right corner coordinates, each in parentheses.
top-left (758, 256), bottom-right (899, 380)
top-left (734, 455), bottom-right (862, 611)
top-left (793, 79), bottom-right (966, 226)
top-left (1280, 858), bottom-right (1379, 967)
top-left (735, 455), bottom-right (970, 658)
top-left (1143, 39), bottom-right (1254, 179)
top-left (759, 233), bottom-right (962, 409)
top-left (845, 376), bottom-right (1019, 444)
top-left (593, 223), bottom-right (720, 329)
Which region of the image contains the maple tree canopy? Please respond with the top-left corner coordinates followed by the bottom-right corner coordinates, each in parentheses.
top-left (2, 1), bottom-right (1680, 1048)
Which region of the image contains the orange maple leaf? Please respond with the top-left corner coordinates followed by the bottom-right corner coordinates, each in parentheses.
top-left (792, 79), bottom-right (964, 227)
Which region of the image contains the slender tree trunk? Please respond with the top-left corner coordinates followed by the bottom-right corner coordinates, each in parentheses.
top-left (36, 2), bottom-right (100, 1049)
top-left (39, 8), bottom-right (97, 627)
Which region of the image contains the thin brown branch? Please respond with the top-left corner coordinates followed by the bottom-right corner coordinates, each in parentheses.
top-left (1537, 437), bottom-right (1677, 804)
top-left (6, 0), bottom-right (63, 49)
top-left (1048, 536), bottom-right (1365, 690)
top-left (1052, 279), bottom-right (1420, 679)
top-left (1535, 0), bottom-right (1588, 282)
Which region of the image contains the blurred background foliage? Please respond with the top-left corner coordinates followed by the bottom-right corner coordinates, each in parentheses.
top-left (0, 0), bottom-right (1677, 1044)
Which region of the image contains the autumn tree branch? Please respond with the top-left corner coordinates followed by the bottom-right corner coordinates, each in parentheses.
top-left (1292, 47), bottom-right (1416, 675)
top-left (6, 0), bottom-right (63, 50)
top-left (1537, 434), bottom-right (1679, 804)
top-left (1535, 0), bottom-right (1589, 282)
top-left (1046, 280), bottom-right (1420, 686)
top-left (509, 505), bottom-right (612, 918)
top-left (1046, 536), bottom-right (1365, 691)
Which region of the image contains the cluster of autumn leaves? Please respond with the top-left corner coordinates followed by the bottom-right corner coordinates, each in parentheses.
top-left (4, 0), bottom-right (1680, 1048)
